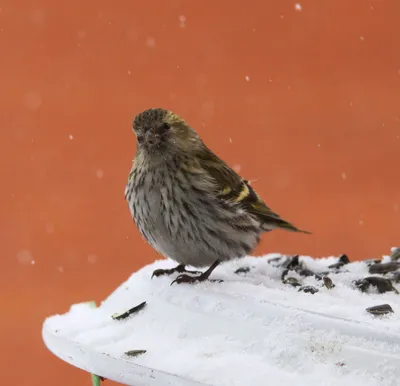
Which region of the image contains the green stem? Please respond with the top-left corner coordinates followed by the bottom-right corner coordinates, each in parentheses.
top-left (88, 301), bottom-right (102, 386)
top-left (90, 374), bottom-right (102, 386)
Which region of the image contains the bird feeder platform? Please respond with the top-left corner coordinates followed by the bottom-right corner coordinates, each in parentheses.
top-left (42, 253), bottom-right (400, 386)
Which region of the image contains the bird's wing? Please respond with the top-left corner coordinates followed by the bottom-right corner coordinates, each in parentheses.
top-left (199, 148), bottom-right (311, 234)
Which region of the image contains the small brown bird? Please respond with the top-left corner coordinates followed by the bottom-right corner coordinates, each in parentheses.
top-left (125, 108), bottom-right (310, 284)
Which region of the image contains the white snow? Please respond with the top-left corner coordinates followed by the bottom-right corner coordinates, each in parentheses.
top-left (43, 254), bottom-right (400, 386)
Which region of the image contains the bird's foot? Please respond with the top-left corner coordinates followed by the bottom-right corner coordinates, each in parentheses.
top-left (170, 260), bottom-right (222, 285)
top-left (151, 264), bottom-right (201, 279)
top-left (171, 274), bottom-right (223, 285)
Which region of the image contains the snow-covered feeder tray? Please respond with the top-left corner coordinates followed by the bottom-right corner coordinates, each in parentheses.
top-left (42, 253), bottom-right (400, 386)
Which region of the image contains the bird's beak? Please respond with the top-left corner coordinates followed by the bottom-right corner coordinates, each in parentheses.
top-left (145, 130), bottom-right (161, 147)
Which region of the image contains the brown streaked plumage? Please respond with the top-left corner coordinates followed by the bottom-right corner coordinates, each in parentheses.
top-left (125, 108), bottom-right (311, 284)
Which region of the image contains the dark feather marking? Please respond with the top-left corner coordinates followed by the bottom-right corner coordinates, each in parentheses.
top-left (240, 242), bottom-right (253, 255)
top-left (228, 222), bottom-right (259, 234)
top-left (197, 147), bottom-right (310, 233)
top-left (182, 201), bottom-right (197, 221)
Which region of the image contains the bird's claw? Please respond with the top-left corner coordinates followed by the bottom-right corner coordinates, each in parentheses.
top-left (170, 273), bottom-right (223, 286)
top-left (151, 269), bottom-right (169, 279)
top-left (152, 265), bottom-right (202, 279)
top-left (171, 273), bottom-right (196, 285)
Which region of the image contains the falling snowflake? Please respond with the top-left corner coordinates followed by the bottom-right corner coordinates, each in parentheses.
top-left (294, 3), bottom-right (302, 11)
top-left (88, 254), bottom-right (98, 264)
top-left (17, 249), bottom-right (34, 265)
top-left (145, 37), bottom-right (156, 48)
top-left (69, 134), bottom-right (74, 140)
top-left (245, 76), bottom-right (250, 82)
top-left (24, 91), bottom-right (42, 110)
top-left (30, 8), bottom-right (46, 26)
top-left (45, 224), bottom-right (55, 234)
top-left (178, 15), bottom-right (186, 28)
top-left (96, 168), bottom-right (104, 179)
top-left (232, 164), bottom-right (241, 173)
top-left (77, 30), bottom-right (87, 39)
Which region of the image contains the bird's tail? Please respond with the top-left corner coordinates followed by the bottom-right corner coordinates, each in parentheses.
top-left (262, 218), bottom-right (312, 234)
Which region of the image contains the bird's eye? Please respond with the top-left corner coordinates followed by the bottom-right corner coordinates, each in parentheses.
top-left (137, 134), bottom-right (144, 144)
top-left (161, 123), bottom-right (170, 131)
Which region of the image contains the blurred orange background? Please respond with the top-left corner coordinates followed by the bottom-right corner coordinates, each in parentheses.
top-left (1, 0), bottom-right (399, 384)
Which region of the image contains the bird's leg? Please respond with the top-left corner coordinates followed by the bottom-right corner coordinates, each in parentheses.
top-left (171, 260), bottom-right (223, 285)
top-left (151, 264), bottom-right (202, 279)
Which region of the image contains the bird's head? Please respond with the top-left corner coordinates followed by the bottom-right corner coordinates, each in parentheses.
top-left (132, 108), bottom-right (202, 156)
